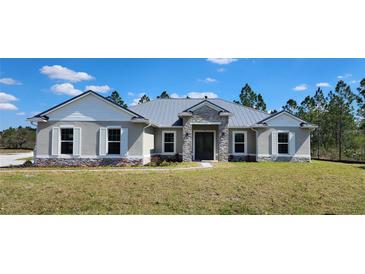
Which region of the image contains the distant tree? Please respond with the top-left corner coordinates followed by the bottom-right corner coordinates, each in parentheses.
top-left (269, 109), bottom-right (278, 114)
top-left (186, 96), bottom-right (191, 99)
top-left (157, 91), bottom-right (170, 99)
top-left (138, 94), bottom-right (150, 104)
top-left (357, 78), bottom-right (365, 119)
top-left (106, 90), bottom-right (127, 108)
top-left (0, 126), bottom-right (35, 149)
top-left (238, 84), bottom-right (257, 108)
top-left (234, 84), bottom-right (267, 112)
top-left (326, 80), bottom-right (357, 160)
top-left (255, 94), bottom-right (267, 111)
top-left (282, 99), bottom-right (298, 114)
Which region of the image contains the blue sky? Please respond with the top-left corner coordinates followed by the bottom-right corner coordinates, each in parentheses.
top-left (0, 58), bottom-right (364, 130)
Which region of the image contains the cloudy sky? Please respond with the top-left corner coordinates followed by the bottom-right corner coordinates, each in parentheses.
top-left (0, 58), bottom-right (364, 129)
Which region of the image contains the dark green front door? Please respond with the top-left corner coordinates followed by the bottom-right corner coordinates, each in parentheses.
top-left (195, 132), bottom-right (214, 160)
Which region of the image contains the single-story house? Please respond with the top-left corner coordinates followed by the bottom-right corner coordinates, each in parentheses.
top-left (28, 90), bottom-right (317, 166)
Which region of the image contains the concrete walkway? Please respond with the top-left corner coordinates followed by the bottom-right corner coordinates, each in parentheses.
top-left (0, 152), bottom-right (33, 167)
top-left (0, 161), bottom-right (214, 173)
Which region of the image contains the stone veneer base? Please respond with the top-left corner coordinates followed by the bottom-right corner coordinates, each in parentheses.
top-left (34, 157), bottom-right (143, 167)
top-left (228, 155), bottom-right (257, 162)
top-left (257, 155), bottom-right (310, 162)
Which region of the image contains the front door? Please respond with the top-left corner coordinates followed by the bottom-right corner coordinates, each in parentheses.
top-left (194, 132), bottom-right (214, 160)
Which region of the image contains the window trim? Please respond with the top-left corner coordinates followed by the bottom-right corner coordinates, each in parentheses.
top-left (162, 130), bottom-right (176, 155)
top-left (277, 130), bottom-right (290, 155)
top-left (107, 126), bottom-right (122, 155)
top-left (232, 130), bottom-right (247, 155)
top-left (59, 127), bottom-right (74, 155)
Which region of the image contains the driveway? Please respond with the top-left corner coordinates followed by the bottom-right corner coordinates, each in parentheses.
top-left (0, 152), bottom-right (33, 167)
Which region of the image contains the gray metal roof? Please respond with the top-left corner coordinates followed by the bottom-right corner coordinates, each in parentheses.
top-left (129, 98), bottom-right (270, 127)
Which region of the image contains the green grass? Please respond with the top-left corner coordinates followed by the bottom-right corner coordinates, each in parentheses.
top-left (0, 161), bottom-right (364, 214)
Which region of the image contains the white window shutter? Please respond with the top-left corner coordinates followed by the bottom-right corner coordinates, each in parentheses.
top-left (121, 128), bottom-right (128, 156)
top-left (99, 127), bottom-right (107, 156)
top-left (271, 130), bottom-right (278, 155)
top-left (73, 127), bottom-right (81, 156)
top-left (52, 127), bottom-right (60, 156)
top-left (289, 132), bottom-right (296, 155)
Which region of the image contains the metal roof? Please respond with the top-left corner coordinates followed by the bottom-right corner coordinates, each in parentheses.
top-left (129, 98), bottom-right (270, 127)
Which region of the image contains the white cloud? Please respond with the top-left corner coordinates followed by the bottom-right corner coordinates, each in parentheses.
top-left (0, 103), bottom-right (17, 110)
top-left (350, 80), bottom-right (359, 84)
top-left (16, 112), bottom-right (26, 115)
top-left (187, 92), bottom-right (218, 98)
top-left (170, 91), bottom-right (218, 99)
top-left (127, 92), bottom-right (134, 96)
top-left (207, 58), bottom-right (238, 65)
top-left (130, 93), bottom-right (147, 106)
top-left (217, 68), bottom-right (225, 72)
top-left (85, 85), bottom-right (111, 93)
top-left (200, 77), bottom-right (217, 83)
top-left (293, 84), bottom-right (308, 91)
top-left (51, 83), bottom-right (82, 96)
top-left (337, 73), bottom-right (352, 79)
top-left (170, 93), bottom-right (183, 98)
top-left (0, 92), bottom-right (18, 103)
top-left (0, 77), bottom-right (21, 85)
top-left (40, 65), bottom-right (94, 82)
top-left (316, 82), bottom-right (331, 87)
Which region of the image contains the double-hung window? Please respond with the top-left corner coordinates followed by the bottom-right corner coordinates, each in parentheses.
top-left (108, 128), bottom-right (121, 155)
top-left (233, 131), bottom-right (246, 154)
top-left (278, 132), bottom-right (289, 154)
top-left (60, 128), bottom-right (74, 155)
top-left (162, 131), bottom-right (175, 154)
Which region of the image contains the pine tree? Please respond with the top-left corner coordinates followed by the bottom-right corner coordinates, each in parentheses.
top-left (255, 94), bottom-right (267, 111)
top-left (106, 90), bottom-right (128, 108)
top-left (234, 84), bottom-right (267, 111)
top-left (282, 99), bottom-right (298, 114)
top-left (238, 84), bottom-right (257, 108)
top-left (138, 94), bottom-right (150, 104)
top-left (326, 80), bottom-right (357, 160)
top-left (157, 91), bottom-right (170, 99)
top-left (357, 78), bottom-right (365, 119)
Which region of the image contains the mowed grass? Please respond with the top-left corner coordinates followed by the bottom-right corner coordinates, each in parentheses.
top-left (0, 161), bottom-right (364, 214)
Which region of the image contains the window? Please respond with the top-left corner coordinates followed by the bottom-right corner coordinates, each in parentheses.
top-left (233, 131), bottom-right (246, 154)
top-left (61, 128), bottom-right (73, 154)
top-left (278, 132), bottom-right (289, 154)
top-left (163, 131), bottom-right (175, 154)
top-left (108, 128), bottom-right (121, 155)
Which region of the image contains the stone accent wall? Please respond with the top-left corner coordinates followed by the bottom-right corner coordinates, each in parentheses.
top-left (257, 155), bottom-right (311, 162)
top-left (182, 105), bottom-right (229, 162)
top-left (182, 117), bottom-right (193, 161)
top-left (34, 157), bottom-right (143, 167)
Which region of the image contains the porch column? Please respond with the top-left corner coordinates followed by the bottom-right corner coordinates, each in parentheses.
top-left (218, 119), bottom-right (229, 161)
top-left (182, 117), bottom-right (193, 161)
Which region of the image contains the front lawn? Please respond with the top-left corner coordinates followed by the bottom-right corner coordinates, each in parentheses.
top-left (0, 161), bottom-right (364, 214)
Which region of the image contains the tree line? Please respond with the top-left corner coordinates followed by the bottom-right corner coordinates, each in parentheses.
top-left (0, 126), bottom-right (36, 149)
top-left (234, 80), bottom-right (365, 161)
